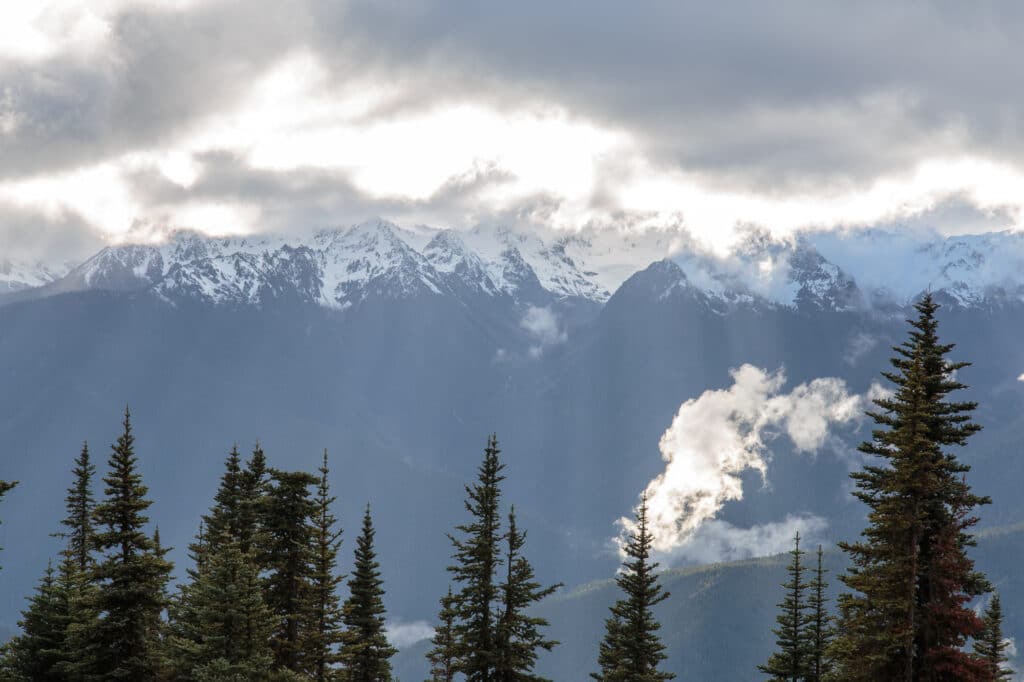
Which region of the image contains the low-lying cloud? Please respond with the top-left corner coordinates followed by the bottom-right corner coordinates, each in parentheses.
top-left (520, 305), bottom-right (567, 357)
top-left (385, 620), bottom-right (434, 649)
top-left (618, 364), bottom-right (864, 556)
top-left (663, 514), bottom-right (830, 565)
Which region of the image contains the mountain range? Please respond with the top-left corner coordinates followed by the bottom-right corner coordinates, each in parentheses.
top-left (3, 220), bottom-right (1024, 678)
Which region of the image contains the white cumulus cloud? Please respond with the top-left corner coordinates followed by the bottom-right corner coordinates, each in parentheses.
top-left (618, 364), bottom-right (863, 556)
top-left (385, 620), bottom-right (435, 649)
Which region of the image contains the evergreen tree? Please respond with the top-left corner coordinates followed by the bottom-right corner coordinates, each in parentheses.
top-left (806, 546), bottom-right (833, 682)
top-left (187, 539), bottom-right (275, 680)
top-left (339, 504), bottom-right (396, 681)
top-left (264, 468), bottom-right (318, 674)
top-left (239, 443), bottom-right (271, 561)
top-left (448, 434), bottom-right (505, 681)
top-left (53, 551), bottom-right (101, 681)
top-left (495, 508), bottom-right (561, 681)
top-left (832, 295), bottom-right (990, 681)
top-left (974, 593), bottom-right (1013, 681)
top-left (309, 451), bottom-right (345, 681)
top-left (3, 561), bottom-right (66, 680)
top-left (169, 448), bottom-right (277, 681)
top-left (90, 407), bottom-right (174, 680)
top-left (426, 586), bottom-right (460, 682)
top-left (759, 533), bottom-right (810, 681)
top-left (591, 495), bottom-right (674, 682)
top-left (204, 444), bottom-right (245, 542)
top-left (55, 442), bottom-right (96, 572)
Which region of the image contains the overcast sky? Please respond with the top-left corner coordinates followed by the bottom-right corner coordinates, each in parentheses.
top-left (2, 1), bottom-right (1024, 260)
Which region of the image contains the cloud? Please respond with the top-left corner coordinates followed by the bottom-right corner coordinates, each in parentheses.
top-left (618, 365), bottom-right (863, 555)
top-left (385, 620), bottom-right (434, 649)
top-left (844, 332), bottom-right (880, 366)
top-left (659, 515), bottom-right (829, 565)
top-left (7, 2), bottom-right (1024, 256)
top-left (520, 306), bottom-right (567, 357)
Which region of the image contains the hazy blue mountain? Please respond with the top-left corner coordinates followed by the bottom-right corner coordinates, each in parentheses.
top-left (2, 223), bottom-right (1024, 677)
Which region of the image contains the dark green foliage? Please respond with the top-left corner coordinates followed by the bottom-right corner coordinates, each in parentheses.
top-left (309, 451), bottom-right (345, 681)
top-left (169, 447), bottom-right (280, 680)
top-left (55, 442), bottom-right (96, 572)
top-left (263, 468), bottom-right (318, 674)
top-left (339, 504), bottom-right (396, 681)
top-left (186, 540), bottom-right (275, 679)
top-left (758, 533), bottom-right (810, 682)
top-left (239, 443), bottom-right (272, 562)
top-left (90, 407), bottom-right (174, 680)
top-left (832, 296), bottom-right (990, 680)
top-left (3, 561), bottom-right (66, 680)
top-left (806, 546), bottom-right (833, 682)
top-left (426, 586), bottom-right (460, 682)
top-left (495, 508), bottom-right (560, 682)
top-left (53, 552), bottom-right (101, 680)
top-left (974, 593), bottom-right (1014, 681)
top-left (592, 495), bottom-right (674, 682)
top-left (448, 434), bottom-right (505, 681)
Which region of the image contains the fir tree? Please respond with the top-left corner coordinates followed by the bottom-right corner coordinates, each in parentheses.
top-left (169, 448), bottom-right (277, 681)
top-left (495, 508), bottom-right (561, 682)
top-left (806, 546), bottom-right (833, 682)
top-left (264, 468), bottom-right (318, 674)
top-left (309, 450), bottom-right (345, 681)
top-left (204, 444), bottom-right (245, 542)
top-left (90, 407), bottom-right (174, 680)
top-left (187, 540), bottom-right (275, 680)
top-left (239, 442), bottom-right (271, 561)
top-left (4, 560), bottom-right (66, 680)
top-left (339, 504), bottom-right (396, 681)
top-left (55, 442), bottom-right (96, 572)
top-left (53, 551), bottom-right (101, 681)
top-left (448, 434), bottom-right (505, 681)
top-left (974, 593), bottom-right (1014, 681)
top-left (832, 295), bottom-right (990, 681)
top-left (426, 586), bottom-right (460, 682)
top-left (591, 495), bottom-right (674, 682)
top-left (759, 532), bottom-right (810, 681)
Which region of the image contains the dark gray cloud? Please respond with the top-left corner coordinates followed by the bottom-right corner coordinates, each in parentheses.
top-left (2, 0), bottom-right (1024, 258)
top-left (0, 202), bottom-right (103, 262)
top-left (313, 1), bottom-right (1024, 190)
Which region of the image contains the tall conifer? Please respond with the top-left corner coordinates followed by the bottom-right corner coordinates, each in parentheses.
top-left (495, 508), bottom-right (560, 681)
top-left (448, 434), bottom-right (505, 681)
top-left (806, 546), bottom-right (833, 682)
top-left (309, 450), bottom-right (345, 681)
top-left (264, 469), bottom-right (318, 674)
top-left (55, 442), bottom-right (96, 572)
top-left (592, 495), bottom-right (674, 682)
top-left (90, 407), bottom-right (173, 679)
top-left (339, 504), bottom-right (396, 681)
top-left (759, 533), bottom-right (810, 682)
top-left (832, 295), bottom-right (990, 680)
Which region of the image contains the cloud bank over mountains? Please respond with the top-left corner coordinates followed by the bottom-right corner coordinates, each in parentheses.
top-left (3, 2), bottom-right (1024, 261)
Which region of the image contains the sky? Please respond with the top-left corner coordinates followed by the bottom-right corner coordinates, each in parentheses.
top-left (3, 1), bottom-right (1024, 262)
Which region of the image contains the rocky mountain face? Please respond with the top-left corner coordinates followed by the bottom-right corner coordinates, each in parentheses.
top-left (12, 221), bottom-right (1024, 314)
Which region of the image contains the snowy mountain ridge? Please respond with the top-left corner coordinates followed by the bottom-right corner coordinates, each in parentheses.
top-left (7, 220), bottom-right (1024, 311)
